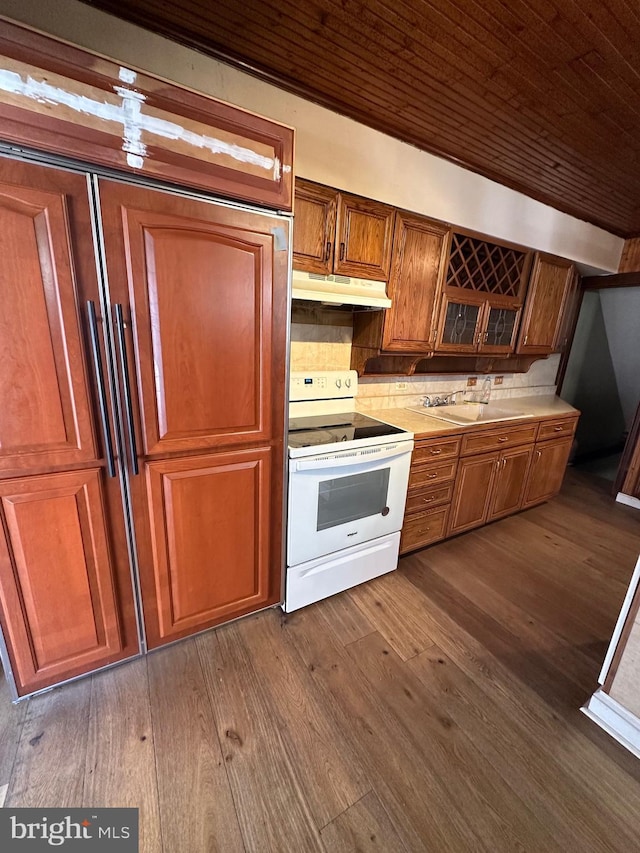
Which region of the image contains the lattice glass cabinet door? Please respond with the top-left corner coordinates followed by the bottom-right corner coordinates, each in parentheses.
top-left (483, 306), bottom-right (519, 350)
top-left (441, 300), bottom-right (481, 347)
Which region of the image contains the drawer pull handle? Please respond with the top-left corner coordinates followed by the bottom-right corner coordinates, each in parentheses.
top-left (422, 497), bottom-right (435, 503)
top-left (427, 473), bottom-right (437, 479)
top-left (553, 426), bottom-right (563, 431)
top-left (430, 448), bottom-right (442, 455)
top-left (497, 437), bottom-right (508, 443)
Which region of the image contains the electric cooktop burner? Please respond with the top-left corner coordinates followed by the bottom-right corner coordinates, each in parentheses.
top-left (288, 411), bottom-right (406, 449)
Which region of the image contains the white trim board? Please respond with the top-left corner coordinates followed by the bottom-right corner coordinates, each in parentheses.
top-left (599, 555), bottom-right (640, 684)
top-left (582, 689), bottom-right (640, 761)
top-left (616, 492), bottom-right (640, 510)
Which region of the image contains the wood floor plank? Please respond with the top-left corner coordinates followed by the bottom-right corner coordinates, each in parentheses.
top-left (314, 593), bottom-right (375, 647)
top-left (0, 671), bottom-right (26, 790)
top-left (407, 645), bottom-right (619, 853)
top-left (420, 529), bottom-right (608, 647)
top-left (346, 573), bottom-right (436, 660)
top-left (196, 622), bottom-right (323, 853)
top-left (282, 605), bottom-right (488, 852)
top-left (236, 609), bottom-right (370, 829)
top-left (422, 541), bottom-right (608, 687)
top-left (147, 640), bottom-right (244, 853)
top-left (84, 658), bottom-right (161, 853)
top-left (319, 790), bottom-right (408, 852)
top-left (345, 630), bottom-right (565, 853)
top-left (398, 563), bottom-right (640, 845)
top-left (7, 678), bottom-right (91, 807)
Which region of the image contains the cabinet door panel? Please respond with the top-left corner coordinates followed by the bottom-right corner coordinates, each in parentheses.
top-left (518, 254), bottom-right (574, 354)
top-left (489, 446), bottom-right (533, 520)
top-left (0, 470), bottom-right (125, 694)
top-left (448, 452), bottom-right (498, 535)
top-left (0, 180), bottom-right (95, 473)
top-left (99, 180), bottom-right (286, 455)
top-left (334, 194), bottom-right (395, 280)
top-left (292, 180), bottom-right (337, 274)
top-left (141, 448), bottom-right (275, 647)
top-left (382, 212), bottom-right (449, 352)
top-left (436, 297), bottom-right (483, 352)
top-left (523, 438), bottom-right (573, 507)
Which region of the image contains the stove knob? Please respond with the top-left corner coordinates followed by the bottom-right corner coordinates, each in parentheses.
top-left (345, 378), bottom-right (352, 388)
top-left (336, 378), bottom-right (342, 388)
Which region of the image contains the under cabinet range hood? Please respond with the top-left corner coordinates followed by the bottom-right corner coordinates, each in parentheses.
top-left (291, 270), bottom-right (392, 309)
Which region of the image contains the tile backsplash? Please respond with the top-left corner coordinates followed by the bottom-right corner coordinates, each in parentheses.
top-left (289, 307), bottom-right (559, 409)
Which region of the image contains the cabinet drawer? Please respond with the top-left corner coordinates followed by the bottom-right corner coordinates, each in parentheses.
top-left (412, 436), bottom-right (461, 465)
top-left (408, 460), bottom-right (457, 489)
top-left (537, 417), bottom-right (578, 442)
top-left (400, 507), bottom-right (449, 554)
top-left (405, 482), bottom-right (453, 514)
top-left (461, 424), bottom-right (538, 456)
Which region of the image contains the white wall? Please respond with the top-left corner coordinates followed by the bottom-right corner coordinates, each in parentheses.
top-left (599, 289), bottom-right (640, 431)
top-left (0, 0), bottom-right (623, 272)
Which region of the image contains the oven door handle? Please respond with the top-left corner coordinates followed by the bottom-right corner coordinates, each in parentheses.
top-left (291, 441), bottom-right (413, 471)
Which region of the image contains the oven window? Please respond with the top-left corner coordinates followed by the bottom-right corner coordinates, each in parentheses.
top-left (317, 468), bottom-right (390, 531)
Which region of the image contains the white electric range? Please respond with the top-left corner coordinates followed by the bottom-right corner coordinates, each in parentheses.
top-left (284, 370), bottom-right (414, 612)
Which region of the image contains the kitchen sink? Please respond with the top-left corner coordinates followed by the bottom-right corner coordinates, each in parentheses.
top-left (406, 402), bottom-right (531, 424)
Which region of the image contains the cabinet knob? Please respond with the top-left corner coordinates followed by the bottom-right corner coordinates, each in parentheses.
top-left (324, 241), bottom-right (332, 261)
top-left (339, 242), bottom-right (345, 261)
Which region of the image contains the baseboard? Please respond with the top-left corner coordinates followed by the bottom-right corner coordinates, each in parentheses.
top-left (616, 492), bottom-right (640, 510)
top-left (582, 689), bottom-right (640, 760)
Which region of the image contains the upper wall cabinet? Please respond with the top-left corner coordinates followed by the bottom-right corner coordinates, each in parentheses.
top-left (352, 211), bottom-right (450, 354)
top-left (292, 181), bottom-right (338, 274)
top-left (293, 179), bottom-right (396, 280)
top-left (0, 21), bottom-right (294, 211)
top-left (516, 253), bottom-right (577, 355)
top-left (435, 232), bottom-right (532, 355)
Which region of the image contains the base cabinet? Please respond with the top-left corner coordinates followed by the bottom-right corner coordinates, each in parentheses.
top-left (402, 413), bottom-right (578, 553)
top-left (522, 437), bottom-right (574, 507)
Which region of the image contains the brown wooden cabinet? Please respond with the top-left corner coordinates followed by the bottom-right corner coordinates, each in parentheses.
top-left (522, 415), bottom-right (578, 507)
top-left (400, 436), bottom-right (459, 554)
top-left (448, 451), bottom-right (498, 535)
top-left (97, 179), bottom-right (288, 650)
top-left (436, 232), bottom-right (532, 356)
top-left (0, 159), bottom-right (289, 696)
top-left (0, 161), bottom-right (139, 696)
top-left (488, 446), bottom-right (534, 520)
top-left (523, 438), bottom-right (574, 506)
top-left (292, 180), bottom-right (337, 275)
top-left (293, 179), bottom-right (395, 280)
top-left (517, 253), bottom-right (576, 355)
top-left (353, 211), bottom-right (450, 357)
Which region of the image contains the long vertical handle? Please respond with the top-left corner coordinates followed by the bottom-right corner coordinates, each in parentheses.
top-left (86, 300), bottom-right (116, 478)
top-left (113, 303), bottom-right (139, 476)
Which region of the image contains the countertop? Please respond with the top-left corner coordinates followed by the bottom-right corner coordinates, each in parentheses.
top-left (365, 395), bottom-right (579, 440)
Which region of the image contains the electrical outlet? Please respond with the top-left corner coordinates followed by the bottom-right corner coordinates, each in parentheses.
top-left (494, 375), bottom-right (504, 385)
top-left (396, 381), bottom-right (408, 391)
top-left (467, 376), bottom-right (477, 387)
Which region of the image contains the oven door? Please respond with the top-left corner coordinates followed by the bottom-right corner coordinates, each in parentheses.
top-left (287, 440), bottom-right (413, 566)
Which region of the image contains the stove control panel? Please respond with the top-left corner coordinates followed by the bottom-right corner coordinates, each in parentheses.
top-left (289, 370), bottom-right (358, 402)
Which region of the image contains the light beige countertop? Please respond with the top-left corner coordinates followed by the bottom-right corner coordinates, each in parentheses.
top-left (364, 395), bottom-right (579, 439)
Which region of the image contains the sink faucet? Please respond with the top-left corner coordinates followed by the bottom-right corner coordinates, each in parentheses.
top-left (481, 376), bottom-right (492, 404)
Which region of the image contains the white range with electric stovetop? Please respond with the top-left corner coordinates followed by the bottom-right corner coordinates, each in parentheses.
top-left (284, 370), bottom-right (414, 611)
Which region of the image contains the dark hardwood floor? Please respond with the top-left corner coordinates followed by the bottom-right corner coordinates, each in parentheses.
top-left (1, 469), bottom-right (640, 851)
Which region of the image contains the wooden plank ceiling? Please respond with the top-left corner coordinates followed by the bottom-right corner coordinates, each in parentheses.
top-left (80, 0), bottom-right (640, 238)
